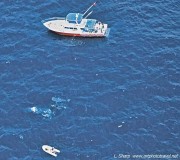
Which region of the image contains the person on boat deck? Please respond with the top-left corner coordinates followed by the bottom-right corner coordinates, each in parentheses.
top-left (98, 22), bottom-right (103, 33)
top-left (51, 147), bottom-right (55, 153)
top-left (98, 22), bottom-right (101, 28)
top-left (101, 24), bottom-right (104, 33)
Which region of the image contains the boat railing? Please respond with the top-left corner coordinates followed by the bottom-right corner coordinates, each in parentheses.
top-left (41, 17), bottom-right (65, 23)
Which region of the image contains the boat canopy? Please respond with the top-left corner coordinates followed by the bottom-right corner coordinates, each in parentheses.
top-left (85, 19), bottom-right (96, 29)
top-left (66, 13), bottom-right (83, 24)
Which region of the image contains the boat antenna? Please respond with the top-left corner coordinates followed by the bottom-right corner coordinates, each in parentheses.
top-left (83, 2), bottom-right (97, 17)
top-left (84, 11), bottom-right (93, 19)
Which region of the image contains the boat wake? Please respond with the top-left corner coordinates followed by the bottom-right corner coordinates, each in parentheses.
top-left (60, 38), bottom-right (85, 47)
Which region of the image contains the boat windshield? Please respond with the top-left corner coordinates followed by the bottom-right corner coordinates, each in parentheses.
top-left (85, 19), bottom-right (96, 29)
top-left (66, 13), bottom-right (83, 24)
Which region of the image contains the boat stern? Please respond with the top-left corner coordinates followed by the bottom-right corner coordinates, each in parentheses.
top-left (105, 28), bottom-right (110, 37)
top-left (102, 23), bottom-right (110, 37)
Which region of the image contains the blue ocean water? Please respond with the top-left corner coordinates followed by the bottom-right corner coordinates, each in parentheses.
top-left (0, 0), bottom-right (179, 159)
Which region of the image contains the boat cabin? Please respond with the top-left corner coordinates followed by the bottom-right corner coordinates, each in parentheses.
top-left (66, 13), bottom-right (83, 24)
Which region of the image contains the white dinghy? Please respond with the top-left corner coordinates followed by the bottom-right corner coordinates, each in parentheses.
top-left (42, 145), bottom-right (60, 157)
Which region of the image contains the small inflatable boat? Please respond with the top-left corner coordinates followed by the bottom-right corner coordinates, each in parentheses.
top-left (42, 145), bottom-right (60, 157)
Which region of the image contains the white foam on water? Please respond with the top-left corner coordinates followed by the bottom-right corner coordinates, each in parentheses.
top-left (52, 97), bottom-right (64, 103)
top-left (42, 109), bottom-right (53, 118)
top-left (19, 135), bottom-right (23, 140)
top-left (30, 106), bottom-right (38, 113)
top-left (52, 96), bottom-right (71, 103)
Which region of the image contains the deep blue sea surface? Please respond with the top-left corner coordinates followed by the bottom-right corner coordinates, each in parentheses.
top-left (0, 0), bottom-right (180, 159)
